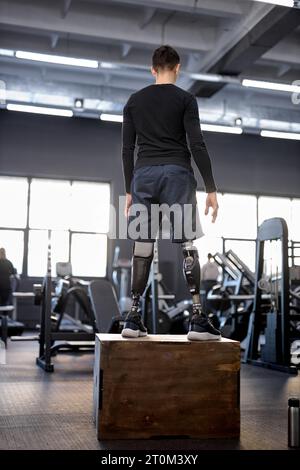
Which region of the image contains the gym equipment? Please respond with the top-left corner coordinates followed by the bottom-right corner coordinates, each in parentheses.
top-left (13, 232), bottom-right (122, 372)
top-left (291, 340), bottom-right (300, 365)
top-left (51, 275), bottom-right (97, 332)
top-left (0, 273), bottom-right (24, 342)
top-left (290, 241), bottom-right (300, 268)
top-left (56, 261), bottom-right (72, 278)
top-left (89, 279), bottom-right (122, 334)
top-left (35, 239), bottom-right (95, 372)
top-left (213, 250), bottom-right (254, 295)
top-left (0, 307), bottom-right (24, 345)
top-left (243, 217), bottom-right (299, 374)
top-left (206, 250), bottom-right (256, 341)
top-left (141, 241), bottom-right (192, 334)
top-left (0, 305), bottom-right (14, 347)
top-left (94, 334), bottom-right (240, 440)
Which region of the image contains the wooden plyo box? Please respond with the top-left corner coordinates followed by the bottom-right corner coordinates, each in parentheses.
top-left (93, 334), bottom-right (240, 440)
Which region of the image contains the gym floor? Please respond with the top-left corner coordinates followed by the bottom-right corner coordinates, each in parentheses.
top-left (0, 340), bottom-right (298, 451)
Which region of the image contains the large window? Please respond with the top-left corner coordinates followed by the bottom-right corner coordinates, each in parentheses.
top-left (0, 229), bottom-right (24, 273)
top-left (27, 230), bottom-right (70, 277)
top-left (195, 235), bottom-right (223, 269)
top-left (195, 192), bottom-right (257, 269)
top-left (0, 176), bottom-right (28, 228)
top-left (196, 192), bottom-right (257, 239)
top-left (258, 196), bottom-right (291, 227)
top-left (29, 179), bottom-right (71, 230)
top-left (71, 233), bottom-right (107, 277)
top-left (195, 192), bottom-right (299, 272)
top-left (0, 176), bottom-right (110, 277)
top-left (223, 239), bottom-right (256, 272)
top-left (1, 174), bottom-right (300, 278)
top-left (290, 199), bottom-right (300, 241)
top-left (69, 182), bottom-right (110, 233)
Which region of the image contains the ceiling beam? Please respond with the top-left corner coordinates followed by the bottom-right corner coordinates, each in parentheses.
top-left (0, 29), bottom-right (159, 69)
top-left (0, 0), bottom-right (215, 52)
top-left (139, 6), bottom-right (156, 29)
top-left (61, 0), bottom-right (72, 19)
top-left (262, 32), bottom-right (300, 65)
top-left (190, 6), bottom-right (300, 97)
top-left (50, 33), bottom-right (59, 49)
top-left (108, 0), bottom-right (243, 19)
top-left (0, 58), bottom-right (149, 91)
top-left (121, 43), bottom-right (132, 58)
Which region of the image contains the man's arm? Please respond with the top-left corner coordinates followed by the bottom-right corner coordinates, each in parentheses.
top-left (183, 95), bottom-right (216, 193)
top-left (122, 98), bottom-right (136, 194)
top-left (183, 95), bottom-right (218, 223)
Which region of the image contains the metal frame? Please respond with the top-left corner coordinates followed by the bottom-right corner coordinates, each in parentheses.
top-left (36, 231), bottom-right (96, 372)
top-left (243, 218), bottom-right (297, 374)
top-left (290, 241), bottom-right (300, 267)
top-left (0, 175), bottom-right (110, 278)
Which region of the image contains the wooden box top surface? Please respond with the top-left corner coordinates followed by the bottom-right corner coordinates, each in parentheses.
top-left (96, 334), bottom-right (239, 344)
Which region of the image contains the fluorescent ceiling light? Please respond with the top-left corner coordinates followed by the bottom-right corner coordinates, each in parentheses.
top-left (260, 130), bottom-right (300, 140)
top-left (242, 78), bottom-right (300, 93)
top-left (0, 48), bottom-right (14, 57)
top-left (7, 103), bottom-right (73, 117)
top-left (190, 73), bottom-right (223, 83)
top-left (15, 50), bottom-right (98, 68)
top-left (189, 73), bottom-right (240, 84)
top-left (100, 113), bottom-right (123, 122)
top-left (251, 0), bottom-right (294, 7)
top-left (100, 62), bottom-right (119, 69)
top-left (201, 124), bottom-right (243, 134)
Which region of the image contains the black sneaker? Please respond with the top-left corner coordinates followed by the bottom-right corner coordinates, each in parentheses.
top-left (187, 313), bottom-right (221, 341)
top-left (122, 309), bottom-right (148, 338)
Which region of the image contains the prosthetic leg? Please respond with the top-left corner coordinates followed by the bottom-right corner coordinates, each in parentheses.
top-left (122, 242), bottom-right (153, 338)
top-left (182, 241), bottom-right (202, 315)
top-left (182, 241), bottom-right (221, 341)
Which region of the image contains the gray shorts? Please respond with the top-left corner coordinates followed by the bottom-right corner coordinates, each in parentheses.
top-left (128, 164), bottom-right (203, 243)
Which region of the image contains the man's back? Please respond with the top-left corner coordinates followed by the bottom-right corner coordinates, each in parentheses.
top-left (122, 83), bottom-right (216, 194)
top-left (126, 84), bottom-right (191, 160)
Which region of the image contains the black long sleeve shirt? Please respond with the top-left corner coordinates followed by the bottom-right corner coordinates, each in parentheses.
top-left (122, 83), bottom-right (216, 194)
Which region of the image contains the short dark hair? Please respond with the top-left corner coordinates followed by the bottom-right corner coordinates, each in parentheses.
top-left (152, 45), bottom-right (180, 72)
top-left (208, 253), bottom-right (213, 259)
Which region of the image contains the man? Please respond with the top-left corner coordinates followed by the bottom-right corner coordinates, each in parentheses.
top-left (201, 253), bottom-right (220, 314)
top-left (121, 45), bottom-right (221, 341)
top-left (0, 248), bottom-right (16, 306)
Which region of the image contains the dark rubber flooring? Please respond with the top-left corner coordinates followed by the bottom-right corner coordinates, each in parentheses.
top-left (0, 340), bottom-right (299, 450)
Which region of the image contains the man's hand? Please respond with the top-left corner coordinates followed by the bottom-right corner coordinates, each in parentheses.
top-left (124, 193), bottom-right (132, 218)
top-left (205, 192), bottom-right (219, 223)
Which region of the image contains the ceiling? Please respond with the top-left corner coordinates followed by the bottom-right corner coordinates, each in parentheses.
top-left (0, 0), bottom-right (300, 133)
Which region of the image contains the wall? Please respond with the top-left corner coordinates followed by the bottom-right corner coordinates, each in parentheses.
top-left (1, 110), bottom-right (300, 324)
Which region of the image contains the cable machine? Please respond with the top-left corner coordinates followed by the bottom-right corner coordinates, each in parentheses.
top-left (243, 218), bottom-right (297, 374)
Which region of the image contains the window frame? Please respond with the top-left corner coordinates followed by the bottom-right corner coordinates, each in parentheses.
top-left (196, 191), bottom-right (300, 272)
top-left (1, 174), bottom-right (300, 277)
top-left (0, 175), bottom-right (112, 278)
